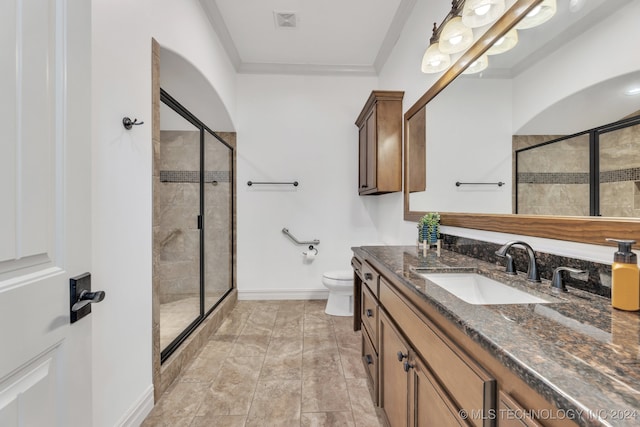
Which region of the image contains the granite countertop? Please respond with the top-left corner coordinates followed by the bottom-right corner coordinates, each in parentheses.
top-left (354, 246), bottom-right (640, 427)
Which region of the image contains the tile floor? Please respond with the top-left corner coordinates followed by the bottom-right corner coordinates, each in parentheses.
top-left (143, 300), bottom-right (386, 426)
top-left (160, 294), bottom-right (226, 349)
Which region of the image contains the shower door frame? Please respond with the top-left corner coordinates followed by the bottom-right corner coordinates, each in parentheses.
top-left (158, 89), bottom-right (235, 363)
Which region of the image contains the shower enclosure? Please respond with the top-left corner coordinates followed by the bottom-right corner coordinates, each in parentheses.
top-left (155, 89), bottom-right (234, 362)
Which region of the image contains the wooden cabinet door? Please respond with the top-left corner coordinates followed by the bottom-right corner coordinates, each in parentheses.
top-left (380, 310), bottom-right (409, 427)
top-left (365, 107), bottom-right (377, 191)
top-left (358, 123), bottom-right (368, 192)
top-left (410, 355), bottom-right (469, 427)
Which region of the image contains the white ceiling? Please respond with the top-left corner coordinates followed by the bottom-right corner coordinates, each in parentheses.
top-left (199, 0), bottom-right (416, 75)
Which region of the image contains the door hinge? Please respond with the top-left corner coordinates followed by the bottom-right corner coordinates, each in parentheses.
top-left (197, 215), bottom-right (203, 229)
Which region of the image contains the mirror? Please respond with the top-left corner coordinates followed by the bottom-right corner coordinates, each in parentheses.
top-left (404, 0), bottom-right (640, 245)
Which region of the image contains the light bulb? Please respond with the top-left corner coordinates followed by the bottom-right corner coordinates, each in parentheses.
top-left (421, 43), bottom-right (451, 74)
top-left (625, 87), bottom-right (640, 96)
top-left (486, 28), bottom-right (518, 55)
top-left (462, 54), bottom-right (488, 74)
top-left (527, 5), bottom-right (541, 17)
top-left (439, 17), bottom-right (474, 54)
top-left (449, 35), bottom-right (463, 45)
top-left (516, 0), bottom-right (556, 30)
top-left (475, 4), bottom-right (491, 16)
top-left (462, 0), bottom-right (505, 28)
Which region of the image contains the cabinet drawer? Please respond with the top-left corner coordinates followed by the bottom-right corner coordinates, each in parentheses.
top-left (362, 262), bottom-right (379, 296)
top-left (380, 278), bottom-right (495, 427)
top-left (351, 256), bottom-right (363, 280)
top-left (498, 392), bottom-right (542, 427)
top-left (362, 327), bottom-right (379, 405)
top-left (361, 285), bottom-right (378, 347)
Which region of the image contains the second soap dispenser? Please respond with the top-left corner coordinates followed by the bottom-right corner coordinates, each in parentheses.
top-left (607, 238), bottom-right (640, 311)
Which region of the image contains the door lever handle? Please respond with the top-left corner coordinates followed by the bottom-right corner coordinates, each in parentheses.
top-left (72, 290), bottom-right (106, 312)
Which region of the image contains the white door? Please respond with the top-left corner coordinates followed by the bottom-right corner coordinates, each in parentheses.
top-left (0, 1), bottom-right (93, 426)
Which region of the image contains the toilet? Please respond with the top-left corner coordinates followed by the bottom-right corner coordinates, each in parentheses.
top-left (322, 270), bottom-right (354, 316)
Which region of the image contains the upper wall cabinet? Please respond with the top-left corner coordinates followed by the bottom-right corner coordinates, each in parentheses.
top-left (355, 91), bottom-right (404, 195)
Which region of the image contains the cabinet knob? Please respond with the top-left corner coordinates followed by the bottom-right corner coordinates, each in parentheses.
top-left (366, 309), bottom-right (374, 318)
top-left (397, 351), bottom-right (408, 362)
top-left (403, 361), bottom-right (413, 372)
top-left (364, 354), bottom-right (374, 365)
top-left (361, 185), bottom-right (367, 188)
top-left (364, 273), bottom-right (373, 280)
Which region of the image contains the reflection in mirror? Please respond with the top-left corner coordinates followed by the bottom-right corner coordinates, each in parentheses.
top-left (515, 132), bottom-right (589, 216)
top-left (407, 0), bottom-right (640, 219)
top-left (598, 117), bottom-right (640, 217)
top-left (515, 114), bottom-right (640, 217)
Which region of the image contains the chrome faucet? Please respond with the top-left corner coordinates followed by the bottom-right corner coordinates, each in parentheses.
top-left (495, 241), bottom-right (541, 282)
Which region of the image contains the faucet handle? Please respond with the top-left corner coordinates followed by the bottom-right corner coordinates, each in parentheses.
top-left (552, 267), bottom-right (586, 292)
top-left (495, 251), bottom-right (517, 275)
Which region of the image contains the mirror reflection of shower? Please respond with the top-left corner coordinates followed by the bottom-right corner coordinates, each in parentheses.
top-left (155, 90), bottom-right (233, 361)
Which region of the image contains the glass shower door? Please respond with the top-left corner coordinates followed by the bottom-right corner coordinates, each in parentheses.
top-left (203, 130), bottom-right (233, 314)
top-left (158, 102), bottom-right (202, 351)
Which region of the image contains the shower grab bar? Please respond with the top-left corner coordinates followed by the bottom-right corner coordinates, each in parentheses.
top-left (455, 181), bottom-right (504, 187)
top-left (282, 228), bottom-right (320, 246)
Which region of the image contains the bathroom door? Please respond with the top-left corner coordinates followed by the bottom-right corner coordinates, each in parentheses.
top-left (0, 1), bottom-right (93, 426)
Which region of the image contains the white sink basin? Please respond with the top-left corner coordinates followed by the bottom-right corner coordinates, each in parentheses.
top-left (420, 273), bottom-right (553, 305)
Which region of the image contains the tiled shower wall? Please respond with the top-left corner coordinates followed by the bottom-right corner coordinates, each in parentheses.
top-left (156, 130), bottom-right (200, 304)
top-left (514, 133), bottom-right (589, 216)
top-left (513, 118), bottom-right (640, 216)
top-left (155, 130), bottom-right (233, 305)
top-left (600, 123), bottom-right (640, 217)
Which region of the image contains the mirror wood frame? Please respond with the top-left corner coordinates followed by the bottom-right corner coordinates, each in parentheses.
top-left (403, 0), bottom-right (640, 246)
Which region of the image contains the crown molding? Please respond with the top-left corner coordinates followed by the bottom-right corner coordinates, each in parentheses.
top-left (374, 0), bottom-right (418, 73)
top-left (199, 0), bottom-right (241, 70)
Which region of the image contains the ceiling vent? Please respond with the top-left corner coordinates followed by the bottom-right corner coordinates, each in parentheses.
top-left (274, 11), bottom-right (298, 29)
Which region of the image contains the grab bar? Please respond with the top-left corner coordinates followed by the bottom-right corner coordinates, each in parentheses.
top-left (282, 228), bottom-right (320, 246)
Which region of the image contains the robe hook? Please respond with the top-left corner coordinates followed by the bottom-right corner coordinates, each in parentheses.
top-left (122, 117), bottom-right (144, 130)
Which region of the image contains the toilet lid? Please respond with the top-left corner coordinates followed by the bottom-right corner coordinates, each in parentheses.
top-left (323, 270), bottom-right (353, 281)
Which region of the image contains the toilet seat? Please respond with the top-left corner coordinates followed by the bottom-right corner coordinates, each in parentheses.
top-left (323, 271), bottom-right (352, 281)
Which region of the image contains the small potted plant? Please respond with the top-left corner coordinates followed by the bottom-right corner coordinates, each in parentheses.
top-left (418, 212), bottom-right (440, 244)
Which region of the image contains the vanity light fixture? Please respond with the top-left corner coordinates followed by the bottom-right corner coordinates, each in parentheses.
top-left (439, 15), bottom-right (474, 54)
top-left (421, 23), bottom-right (452, 73)
top-left (486, 28), bottom-right (518, 55)
top-left (462, 54), bottom-right (489, 74)
top-left (462, 0), bottom-right (505, 28)
top-left (515, 0), bottom-right (557, 30)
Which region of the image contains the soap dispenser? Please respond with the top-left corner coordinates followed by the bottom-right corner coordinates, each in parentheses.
top-left (607, 238), bottom-right (640, 311)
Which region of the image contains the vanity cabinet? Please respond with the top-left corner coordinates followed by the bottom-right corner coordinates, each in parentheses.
top-left (379, 309), bottom-right (410, 427)
top-left (355, 90), bottom-right (404, 195)
top-left (356, 257), bottom-right (381, 404)
top-left (380, 307), bottom-right (469, 427)
top-left (410, 353), bottom-right (468, 427)
top-left (353, 249), bottom-right (577, 427)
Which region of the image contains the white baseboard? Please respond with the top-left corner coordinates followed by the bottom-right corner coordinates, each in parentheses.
top-left (238, 288), bottom-right (329, 300)
top-left (116, 384), bottom-right (154, 427)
